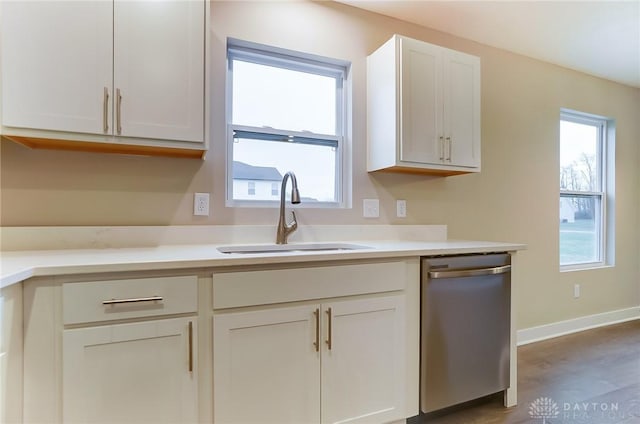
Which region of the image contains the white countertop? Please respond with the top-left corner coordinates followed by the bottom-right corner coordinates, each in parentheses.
top-left (0, 239), bottom-right (526, 288)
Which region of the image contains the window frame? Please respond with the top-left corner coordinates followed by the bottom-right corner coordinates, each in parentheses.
top-left (225, 38), bottom-right (350, 208)
top-left (559, 109), bottom-right (612, 271)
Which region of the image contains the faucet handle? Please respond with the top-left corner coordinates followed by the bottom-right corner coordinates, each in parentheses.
top-left (288, 211), bottom-right (298, 233)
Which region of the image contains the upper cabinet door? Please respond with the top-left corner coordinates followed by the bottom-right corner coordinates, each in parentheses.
top-left (399, 37), bottom-right (443, 165)
top-left (443, 49), bottom-right (481, 168)
top-left (113, 0), bottom-right (204, 143)
top-left (1, 1), bottom-right (112, 134)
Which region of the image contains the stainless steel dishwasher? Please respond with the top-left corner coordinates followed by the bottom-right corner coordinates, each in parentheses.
top-left (420, 253), bottom-right (511, 413)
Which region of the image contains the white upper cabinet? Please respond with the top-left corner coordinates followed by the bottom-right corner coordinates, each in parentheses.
top-left (1, 0), bottom-right (206, 156)
top-left (398, 37), bottom-right (442, 166)
top-left (367, 34), bottom-right (481, 175)
top-left (113, 0), bottom-right (204, 142)
top-left (443, 48), bottom-right (481, 168)
top-left (1, 1), bottom-right (113, 134)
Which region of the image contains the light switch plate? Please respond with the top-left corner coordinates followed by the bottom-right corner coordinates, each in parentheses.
top-left (363, 199), bottom-right (379, 218)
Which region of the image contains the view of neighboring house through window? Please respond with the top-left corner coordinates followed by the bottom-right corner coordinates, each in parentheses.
top-left (226, 39), bottom-right (349, 206)
top-left (232, 161), bottom-right (282, 201)
top-left (559, 110), bottom-right (613, 268)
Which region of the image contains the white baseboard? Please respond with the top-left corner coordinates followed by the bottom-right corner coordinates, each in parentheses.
top-left (517, 306), bottom-right (640, 346)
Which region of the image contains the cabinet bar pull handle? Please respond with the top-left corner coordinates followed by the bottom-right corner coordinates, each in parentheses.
top-left (325, 307), bottom-right (332, 350)
top-left (313, 308), bottom-right (320, 352)
top-left (446, 136), bottom-right (452, 162)
top-left (439, 136), bottom-right (444, 161)
top-left (103, 87), bottom-right (109, 133)
top-left (116, 88), bottom-right (122, 135)
top-left (102, 295), bottom-right (163, 305)
top-left (188, 321), bottom-right (193, 372)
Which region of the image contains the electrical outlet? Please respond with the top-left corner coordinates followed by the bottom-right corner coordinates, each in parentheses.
top-left (363, 199), bottom-right (379, 218)
top-left (194, 192), bottom-right (210, 216)
top-left (574, 284), bottom-right (580, 298)
top-left (396, 200), bottom-right (407, 218)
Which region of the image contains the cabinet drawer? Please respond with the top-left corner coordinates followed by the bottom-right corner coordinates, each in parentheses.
top-left (63, 276), bottom-right (197, 325)
top-left (213, 261), bottom-right (407, 309)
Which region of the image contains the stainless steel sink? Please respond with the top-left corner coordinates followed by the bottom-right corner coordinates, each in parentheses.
top-left (217, 243), bottom-right (371, 255)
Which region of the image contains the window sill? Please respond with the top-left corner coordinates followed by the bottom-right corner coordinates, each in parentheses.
top-left (560, 263), bottom-right (614, 273)
top-left (225, 199), bottom-right (344, 209)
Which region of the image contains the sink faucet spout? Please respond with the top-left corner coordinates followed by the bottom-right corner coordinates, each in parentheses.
top-left (276, 171), bottom-right (301, 244)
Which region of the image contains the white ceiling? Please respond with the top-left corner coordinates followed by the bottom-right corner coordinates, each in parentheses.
top-left (337, 0), bottom-right (640, 88)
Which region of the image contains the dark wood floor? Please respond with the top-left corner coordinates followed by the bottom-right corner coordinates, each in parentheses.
top-left (408, 319), bottom-right (640, 424)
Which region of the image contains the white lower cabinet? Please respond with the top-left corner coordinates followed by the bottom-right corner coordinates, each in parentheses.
top-left (21, 275), bottom-right (199, 423)
top-left (19, 261), bottom-right (420, 423)
top-left (1, 284), bottom-right (23, 424)
top-left (321, 297), bottom-right (406, 424)
top-left (213, 295), bottom-right (406, 424)
top-left (63, 317), bottom-right (197, 424)
top-left (214, 304), bottom-right (320, 423)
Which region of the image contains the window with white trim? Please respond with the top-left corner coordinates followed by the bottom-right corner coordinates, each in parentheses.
top-left (559, 110), bottom-right (613, 268)
top-left (226, 39), bottom-right (349, 206)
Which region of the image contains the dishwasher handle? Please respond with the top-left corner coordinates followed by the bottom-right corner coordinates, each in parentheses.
top-left (428, 264), bottom-right (511, 279)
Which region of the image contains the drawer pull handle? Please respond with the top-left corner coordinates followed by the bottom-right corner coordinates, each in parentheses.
top-left (102, 296), bottom-right (163, 305)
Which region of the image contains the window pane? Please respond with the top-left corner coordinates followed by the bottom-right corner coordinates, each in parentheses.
top-left (232, 60), bottom-right (337, 134)
top-left (232, 136), bottom-right (337, 203)
top-left (559, 195), bottom-right (601, 265)
top-left (560, 120), bottom-right (600, 191)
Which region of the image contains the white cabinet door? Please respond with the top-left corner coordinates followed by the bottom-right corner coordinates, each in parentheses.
top-left (399, 36), bottom-right (443, 165)
top-left (63, 317), bottom-right (197, 424)
top-left (1, 284), bottom-right (23, 424)
top-left (113, 0), bottom-right (204, 142)
top-left (443, 49), bottom-right (481, 168)
top-left (321, 296), bottom-right (406, 424)
top-left (213, 296), bottom-right (407, 424)
top-left (1, 1), bottom-right (112, 134)
top-left (213, 305), bottom-right (321, 424)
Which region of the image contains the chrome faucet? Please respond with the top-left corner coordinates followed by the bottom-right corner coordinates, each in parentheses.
top-left (276, 171), bottom-right (301, 244)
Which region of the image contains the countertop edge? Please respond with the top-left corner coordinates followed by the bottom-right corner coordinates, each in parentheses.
top-left (1, 240), bottom-right (526, 289)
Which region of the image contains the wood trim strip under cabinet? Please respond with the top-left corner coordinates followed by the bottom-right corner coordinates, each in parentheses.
top-left (2, 135), bottom-right (205, 159)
